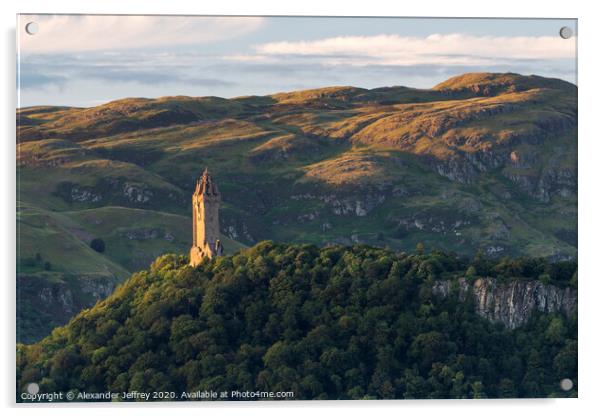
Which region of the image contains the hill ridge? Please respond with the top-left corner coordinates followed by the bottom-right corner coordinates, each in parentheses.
top-left (18, 72), bottom-right (576, 112)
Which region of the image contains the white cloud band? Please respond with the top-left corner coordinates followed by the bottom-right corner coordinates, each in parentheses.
top-left (252, 33), bottom-right (575, 66)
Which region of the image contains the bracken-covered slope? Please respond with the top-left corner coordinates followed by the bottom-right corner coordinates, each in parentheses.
top-left (16, 72), bottom-right (577, 341)
top-left (16, 243), bottom-right (577, 400)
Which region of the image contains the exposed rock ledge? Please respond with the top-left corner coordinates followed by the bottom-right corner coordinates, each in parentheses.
top-left (433, 278), bottom-right (576, 329)
top-left (17, 273), bottom-right (119, 343)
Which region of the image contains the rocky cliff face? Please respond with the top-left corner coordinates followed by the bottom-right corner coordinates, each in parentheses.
top-left (291, 191), bottom-right (388, 217)
top-left (17, 274), bottom-right (118, 343)
top-left (433, 277), bottom-right (576, 329)
top-left (53, 178), bottom-right (186, 209)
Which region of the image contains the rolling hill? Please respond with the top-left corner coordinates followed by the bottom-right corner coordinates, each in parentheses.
top-left (16, 72), bottom-right (577, 342)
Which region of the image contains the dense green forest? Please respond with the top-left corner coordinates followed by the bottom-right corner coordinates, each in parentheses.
top-left (17, 242), bottom-right (577, 400)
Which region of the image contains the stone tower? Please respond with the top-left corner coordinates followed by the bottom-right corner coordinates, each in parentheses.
top-left (190, 168), bottom-right (223, 266)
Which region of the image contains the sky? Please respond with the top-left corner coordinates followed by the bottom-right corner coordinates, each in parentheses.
top-left (17, 15), bottom-right (577, 108)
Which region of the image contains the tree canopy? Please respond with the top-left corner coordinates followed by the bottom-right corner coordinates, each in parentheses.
top-left (17, 242), bottom-right (577, 401)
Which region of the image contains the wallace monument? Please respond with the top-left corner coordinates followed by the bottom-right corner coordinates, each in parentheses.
top-left (190, 169), bottom-right (223, 266)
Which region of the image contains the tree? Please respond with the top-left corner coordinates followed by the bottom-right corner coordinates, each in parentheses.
top-left (546, 317), bottom-right (567, 344)
top-left (498, 378), bottom-right (516, 398)
top-left (471, 381), bottom-right (487, 398)
top-left (409, 331), bottom-right (450, 370)
top-left (415, 242), bottom-right (425, 255)
top-left (553, 340), bottom-right (577, 378)
top-left (569, 270), bottom-right (578, 288)
top-left (538, 273), bottom-right (552, 285)
top-left (90, 238), bottom-right (106, 253)
top-left (465, 266), bottom-right (477, 283)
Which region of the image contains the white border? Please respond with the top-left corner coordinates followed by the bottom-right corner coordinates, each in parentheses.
top-left (3, 1), bottom-right (601, 415)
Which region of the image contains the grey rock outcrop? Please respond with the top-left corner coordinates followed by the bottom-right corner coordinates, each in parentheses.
top-left (17, 273), bottom-right (119, 343)
top-left (291, 192), bottom-right (387, 217)
top-left (433, 277), bottom-right (576, 329)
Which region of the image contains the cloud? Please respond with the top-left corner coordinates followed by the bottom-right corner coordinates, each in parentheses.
top-left (18, 69), bottom-right (67, 90)
top-left (77, 66), bottom-right (235, 87)
top-left (18, 54), bottom-right (236, 90)
top-left (253, 33), bottom-right (575, 67)
top-left (17, 28), bottom-right (577, 107)
top-left (18, 15), bottom-right (265, 53)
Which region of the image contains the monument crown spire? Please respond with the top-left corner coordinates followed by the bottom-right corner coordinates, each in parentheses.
top-left (197, 168), bottom-right (218, 196)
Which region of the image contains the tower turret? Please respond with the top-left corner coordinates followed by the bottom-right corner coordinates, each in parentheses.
top-left (190, 168), bottom-right (223, 266)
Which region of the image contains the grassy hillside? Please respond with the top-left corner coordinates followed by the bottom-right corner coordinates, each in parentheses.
top-left (16, 201), bottom-right (244, 343)
top-left (16, 242), bottom-right (577, 400)
top-left (16, 72), bottom-right (577, 342)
